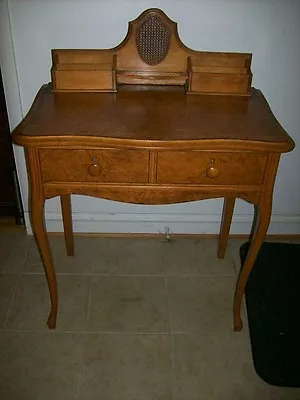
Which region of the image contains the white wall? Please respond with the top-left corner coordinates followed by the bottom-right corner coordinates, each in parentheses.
top-left (1, 0), bottom-right (299, 234)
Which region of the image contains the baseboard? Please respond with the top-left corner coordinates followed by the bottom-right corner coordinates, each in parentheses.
top-left (24, 212), bottom-right (300, 236)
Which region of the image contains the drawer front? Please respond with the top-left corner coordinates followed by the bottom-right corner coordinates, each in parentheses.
top-left (40, 149), bottom-right (149, 183)
top-left (157, 151), bottom-right (267, 185)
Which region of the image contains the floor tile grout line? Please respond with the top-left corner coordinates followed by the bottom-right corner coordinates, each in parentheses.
top-left (170, 333), bottom-right (177, 400)
top-left (233, 257), bottom-right (240, 278)
top-left (85, 275), bottom-right (94, 333)
top-left (71, 272), bottom-right (95, 397)
top-left (20, 271), bottom-right (237, 278)
top-left (2, 328), bottom-right (248, 338)
top-left (3, 272), bottom-right (22, 331)
top-left (74, 271), bottom-right (94, 399)
top-left (0, 271), bottom-right (22, 275)
top-left (74, 331), bottom-right (87, 400)
top-left (21, 235), bottom-right (34, 274)
top-left (227, 242), bottom-right (242, 277)
top-left (91, 238), bottom-right (98, 274)
top-left (3, 328), bottom-right (173, 335)
top-left (165, 277), bottom-right (176, 400)
top-left (164, 277), bottom-right (172, 335)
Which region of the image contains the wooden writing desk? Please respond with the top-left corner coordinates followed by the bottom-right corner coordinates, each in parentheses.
top-left (12, 9), bottom-right (294, 331)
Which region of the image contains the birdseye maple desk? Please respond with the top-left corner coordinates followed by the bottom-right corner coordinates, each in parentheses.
top-left (12, 9), bottom-right (294, 331)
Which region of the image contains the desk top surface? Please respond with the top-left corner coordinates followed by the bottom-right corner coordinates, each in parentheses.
top-left (13, 84), bottom-right (294, 152)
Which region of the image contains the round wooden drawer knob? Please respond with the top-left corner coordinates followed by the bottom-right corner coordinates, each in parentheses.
top-left (206, 158), bottom-right (220, 178)
top-left (87, 156), bottom-right (101, 177)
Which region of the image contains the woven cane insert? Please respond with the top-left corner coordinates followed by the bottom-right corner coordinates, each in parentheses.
top-left (136, 15), bottom-right (171, 66)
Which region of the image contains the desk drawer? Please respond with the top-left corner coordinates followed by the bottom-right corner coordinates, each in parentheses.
top-left (157, 151), bottom-right (267, 185)
top-left (40, 149), bottom-right (149, 183)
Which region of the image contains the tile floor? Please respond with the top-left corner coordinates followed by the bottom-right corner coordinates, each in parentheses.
top-left (0, 230), bottom-right (299, 399)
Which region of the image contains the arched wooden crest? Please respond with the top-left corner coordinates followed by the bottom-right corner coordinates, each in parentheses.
top-left (115, 8), bottom-right (189, 77)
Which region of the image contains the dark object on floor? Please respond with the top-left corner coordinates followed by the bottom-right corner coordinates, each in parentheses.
top-left (240, 241), bottom-right (300, 387)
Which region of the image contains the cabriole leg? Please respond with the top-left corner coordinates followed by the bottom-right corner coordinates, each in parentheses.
top-left (233, 202), bottom-right (271, 331)
top-left (27, 148), bottom-right (58, 329)
top-left (31, 196), bottom-right (58, 329)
